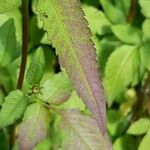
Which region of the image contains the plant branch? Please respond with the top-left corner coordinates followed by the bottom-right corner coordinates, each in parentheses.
top-left (127, 0), bottom-right (138, 23)
top-left (17, 0), bottom-right (29, 90)
top-left (10, 0), bottom-right (29, 149)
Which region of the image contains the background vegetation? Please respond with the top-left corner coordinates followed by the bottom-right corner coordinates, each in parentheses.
top-left (0, 0), bottom-right (150, 150)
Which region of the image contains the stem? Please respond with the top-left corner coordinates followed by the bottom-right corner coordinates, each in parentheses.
top-left (10, 0), bottom-right (29, 148)
top-left (127, 0), bottom-right (138, 23)
top-left (17, 0), bottom-right (29, 90)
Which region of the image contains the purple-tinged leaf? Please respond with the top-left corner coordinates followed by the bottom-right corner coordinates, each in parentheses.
top-left (59, 109), bottom-right (112, 150)
top-left (19, 103), bottom-right (51, 150)
top-left (36, 0), bottom-right (107, 135)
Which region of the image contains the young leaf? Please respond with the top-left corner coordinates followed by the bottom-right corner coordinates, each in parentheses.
top-left (142, 18), bottom-right (150, 40)
top-left (36, 0), bottom-right (107, 134)
top-left (0, 0), bottom-right (20, 14)
top-left (26, 47), bottom-right (45, 85)
top-left (127, 118), bottom-right (150, 135)
top-left (138, 134), bottom-right (150, 150)
top-left (99, 0), bottom-right (126, 24)
top-left (19, 103), bottom-right (51, 150)
top-left (140, 42), bottom-right (150, 71)
top-left (39, 71), bottom-right (73, 106)
top-left (0, 90), bottom-right (27, 128)
top-left (139, 0), bottom-right (150, 18)
top-left (83, 6), bottom-right (111, 35)
top-left (111, 24), bottom-right (142, 45)
top-left (59, 109), bottom-right (111, 150)
top-left (0, 19), bottom-right (19, 66)
top-left (104, 45), bottom-right (140, 104)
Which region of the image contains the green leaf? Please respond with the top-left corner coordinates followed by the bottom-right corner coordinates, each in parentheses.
top-left (26, 47), bottom-right (45, 85)
top-left (142, 18), bottom-right (150, 40)
top-left (127, 118), bottom-right (150, 135)
top-left (33, 138), bottom-right (52, 150)
top-left (139, 0), bottom-right (150, 18)
top-left (111, 24), bottom-right (142, 45)
top-left (140, 42), bottom-right (150, 71)
top-left (113, 135), bottom-right (138, 150)
top-left (36, 0), bottom-right (107, 134)
top-left (0, 0), bottom-right (20, 14)
top-left (19, 103), bottom-right (52, 150)
top-left (39, 71), bottom-right (72, 106)
top-left (0, 129), bottom-right (9, 150)
top-left (0, 90), bottom-right (27, 128)
top-left (99, 0), bottom-right (126, 24)
top-left (104, 45), bottom-right (140, 104)
top-left (0, 19), bottom-right (19, 66)
top-left (83, 6), bottom-right (111, 35)
top-left (60, 109), bottom-right (111, 150)
top-left (138, 134), bottom-right (150, 150)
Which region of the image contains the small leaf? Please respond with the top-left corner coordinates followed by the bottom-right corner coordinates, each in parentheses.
top-left (140, 42), bottom-right (150, 71)
top-left (26, 47), bottom-right (45, 85)
top-left (113, 135), bottom-right (138, 150)
top-left (0, 90), bottom-right (27, 128)
top-left (0, 19), bottom-right (19, 66)
top-left (138, 134), bottom-right (150, 150)
top-left (99, 0), bottom-right (126, 24)
top-left (139, 0), bottom-right (150, 18)
top-left (0, 0), bottom-right (20, 14)
top-left (83, 6), bottom-right (111, 35)
top-left (19, 103), bottom-right (51, 150)
top-left (59, 109), bottom-right (111, 150)
top-left (127, 118), bottom-right (150, 135)
top-left (111, 24), bottom-right (142, 44)
top-left (36, 0), bottom-right (107, 135)
top-left (104, 45), bottom-right (140, 104)
top-left (142, 18), bottom-right (150, 40)
top-left (39, 71), bottom-right (73, 106)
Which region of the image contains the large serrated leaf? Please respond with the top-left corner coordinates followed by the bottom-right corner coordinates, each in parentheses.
top-left (0, 90), bottom-right (27, 128)
top-left (36, 0), bottom-right (106, 134)
top-left (104, 45), bottom-right (140, 104)
top-left (19, 103), bottom-right (51, 150)
top-left (0, 0), bottom-right (20, 14)
top-left (60, 109), bottom-right (111, 150)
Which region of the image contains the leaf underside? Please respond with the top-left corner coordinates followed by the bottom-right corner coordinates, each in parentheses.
top-left (36, 0), bottom-right (106, 135)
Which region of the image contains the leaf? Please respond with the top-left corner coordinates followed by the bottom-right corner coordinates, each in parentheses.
top-left (26, 47), bottom-right (45, 85)
top-left (59, 109), bottom-right (111, 150)
top-left (0, 90), bottom-right (27, 128)
top-left (142, 18), bottom-right (150, 40)
top-left (0, 19), bottom-right (19, 66)
top-left (140, 42), bottom-right (150, 71)
top-left (83, 6), bottom-right (111, 35)
top-left (99, 0), bottom-right (126, 24)
top-left (138, 133), bottom-right (150, 150)
top-left (39, 71), bottom-right (73, 106)
top-left (36, 0), bottom-right (107, 134)
top-left (0, 0), bottom-right (20, 14)
top-left (139, 0), bottom-right (150, 18)
top-left (113, 135), bottom-right (138, 150)
top-left (0, 129), bottom-right (9, 150)
top-left (127, 118), bottom-right (150, 135)
top-left (104, 45), bottom-right (140, 104)
top-left (19, 103), bottom-right (51, 150)
top-left (111, 24), bottom-right (142, 45)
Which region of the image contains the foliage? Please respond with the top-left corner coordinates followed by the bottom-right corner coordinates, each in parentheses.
top-left (0, 0), bottom-right (150, 150)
